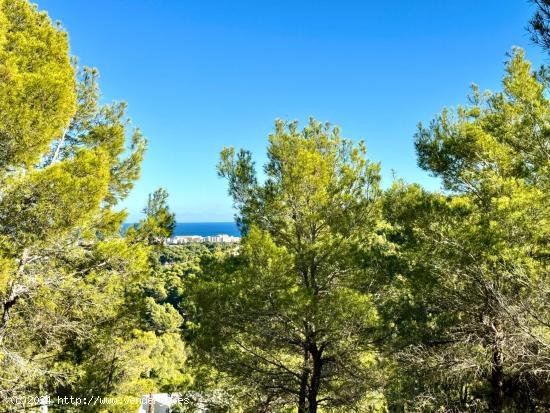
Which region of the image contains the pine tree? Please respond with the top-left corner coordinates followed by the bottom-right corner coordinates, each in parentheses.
top-left (0, 1), bottom-right (169, 407)
top-left (187, 119), bottom-right (388, 412)
top-left (384, 49), bottom-right (550, 412)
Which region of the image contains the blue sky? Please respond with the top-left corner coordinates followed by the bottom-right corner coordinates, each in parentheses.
top-left (38, 0), bottom-right (544, 222)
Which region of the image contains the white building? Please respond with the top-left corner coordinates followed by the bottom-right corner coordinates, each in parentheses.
top-left (168, 235), bottom-right (204, 244)
top-left (204, 234), bottom-right (240, 243)
top-left (167, 234), bottom-right (240, 245)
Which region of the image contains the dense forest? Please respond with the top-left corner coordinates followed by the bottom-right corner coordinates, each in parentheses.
top-left (0, 0), bottom-right (549, 412)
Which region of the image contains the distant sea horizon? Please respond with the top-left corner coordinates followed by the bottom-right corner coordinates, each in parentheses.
top-left (123, 222), bottom-right (240, 237)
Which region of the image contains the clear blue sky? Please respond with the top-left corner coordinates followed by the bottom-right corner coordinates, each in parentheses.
top-left (37, 0), bottom-right (544, 222)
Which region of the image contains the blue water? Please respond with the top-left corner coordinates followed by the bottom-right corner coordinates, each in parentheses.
top-left (123, 222), bottom-right (240, 237)
top-left (173, 222), bottom-right (240, 237)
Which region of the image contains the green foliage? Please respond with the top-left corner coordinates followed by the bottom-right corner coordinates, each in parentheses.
top-left (384, 49), bottom-right (550, 412)
top-left (127, 188), bottom-right (176, 246)
top-left (0, 1), bottom-right (185, 410)
top-left (529, 0), bottom-right (550, 53)
top-left (50, 65), bottom-right (147, 206)
top-left (188, 119), bottom-right (387, 412)
top-left (0, 0), bottom-right (76, 168)
top-left (1, 2), bottom-right (548, 412)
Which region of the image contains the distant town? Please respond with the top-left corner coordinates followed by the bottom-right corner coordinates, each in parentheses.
top-left (167, 234), bottom-right (241, 244)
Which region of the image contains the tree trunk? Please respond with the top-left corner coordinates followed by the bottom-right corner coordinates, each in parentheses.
top-left (49, 128), bottom-right (68, 165)
top-left (0, 293), bottom-right (19, 343)
top-left (0, 250), bottom-right (29, 344)
top-left (298, 348), bottom-right (309, 413)
top-left (489, 334), bottom-right (504, 413)
top-left (307, 345), bottom-right (322, 413)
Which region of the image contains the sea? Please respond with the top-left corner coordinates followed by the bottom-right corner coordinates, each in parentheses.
top-left (172, 222), bottom-right (240, 237)
top-left (123, 222), bottom-right (240, 237)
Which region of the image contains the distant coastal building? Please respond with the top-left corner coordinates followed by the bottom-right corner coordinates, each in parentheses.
top-left (167, 234), bottom-right (240, 245)
top-left (204, 234), bottom-right (240, 243)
